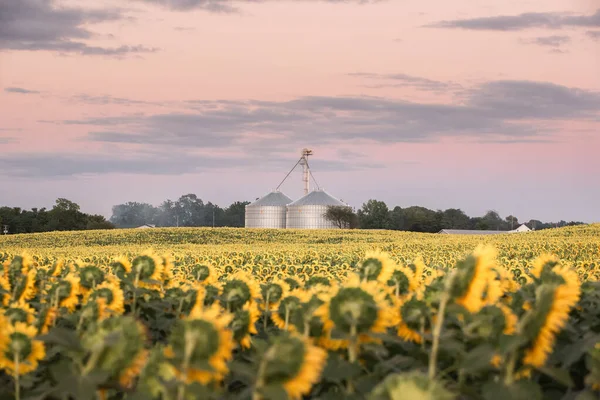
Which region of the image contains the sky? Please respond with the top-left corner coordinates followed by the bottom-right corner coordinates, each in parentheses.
top-left (0, 0), bottom-right (599, 223)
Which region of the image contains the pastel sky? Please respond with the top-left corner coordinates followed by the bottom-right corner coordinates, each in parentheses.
top-left (1, 0), bottom-right (599, 223)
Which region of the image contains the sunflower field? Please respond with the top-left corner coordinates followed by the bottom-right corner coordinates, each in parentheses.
top-left (0, 225), bottom-right (599, 400)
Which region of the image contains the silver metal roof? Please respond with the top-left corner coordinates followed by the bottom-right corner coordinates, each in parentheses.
top-left (288, 189), bottom-right (347, 207)
top-left (247, 191), bottom-right (293, 207)
top-left (438, 229), bottom-right (509, 235)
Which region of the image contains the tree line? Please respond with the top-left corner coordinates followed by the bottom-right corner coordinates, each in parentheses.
top-left (325, 199), bottom-right (585, 232)
top-left (0, 195), bottom-right (585, 234)
top-left (0, 198), bottom-right (114, 234)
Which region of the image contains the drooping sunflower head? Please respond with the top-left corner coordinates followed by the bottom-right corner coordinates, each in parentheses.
top-left (166, 304), bottom-right (234, 385)
top-left (356, 250), bottom-right (396, 284)
top-left (255, 333), bottom-right (327, 400)
top-left (90, 280), bottom-right (125, 316)
top-left (0, 322), bottom-right (46, 377)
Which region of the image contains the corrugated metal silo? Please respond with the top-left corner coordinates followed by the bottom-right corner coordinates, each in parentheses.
top-left (286, 189), bottom-right (348, 229)
top-left (245, 190), bottom-right (293, 229)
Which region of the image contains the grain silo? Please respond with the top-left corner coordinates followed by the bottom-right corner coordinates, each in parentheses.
top-left (244, 190), bottom-right (293, 228)
top-left (286, 188), bottom-right (348, 229)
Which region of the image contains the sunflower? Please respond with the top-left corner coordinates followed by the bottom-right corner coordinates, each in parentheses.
top-left (256, 333), bottom-right (327, 400)
top-left (231, 302), bottom-right (260, 349)
top-left (190, 263), bottom-right (218, 285)
top-left (521, 281), bottom-right (580, 367)
top-left (91, 280), bottom-right (125, 315)
top-left (131, 251), bottom-right (164, 291)
top-left (321, 274), bottom-right (393, 345)
top-left (356, 250), bottom-right (396, 284)
top-left (452, 245), bottom-right (498, 313)
top-left (368, 371), bottom-right (454, 400)
top-left (11, 269), bottom-right (37, 304)
top-left (50, 274), bottom-right (80, 312)
top-left (3, 302), bottom-right (36, 325)
top-left (260, 278), bottom-right (290, 311)
top-left (111, 255), bottom-right (132, 278)
top-left (0, 275), bottom-right (11, 306)
top-left (119, 348), bottom-right (150, 388)
top-left (219, 271), bottom-right (260, 312)
top-left (271, 290), bottom-right (310, 331)
top-left (166, 303), bottom-right (235, 385)
top-left (0, 322), bottom-right (46, 376)
top-left (35, 306), bottom-right (58, 335)
top-left (392, 296), bottom-right (429, 344)
top-left (80, 316), bottom-right (149, 388)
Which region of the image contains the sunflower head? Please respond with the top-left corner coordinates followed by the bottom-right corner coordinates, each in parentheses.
top-left (3, 302), bottom-right (36, 325)
top-left (326, 277), bottom-right (392, 337)
top-left (131, 251), bottom-right (164, 282)
top-left (219, 272), bottom-right (260, 312)
top-left (230, 302), bottom-right (260, 349)
top-left (0, 322), bottom-right (46, 376)
top-left (449, 245), bottom-right (498, 314)
top-left (111, 256), bottom-right (132, 278)
top-left (79, 265), bottom-right (106, 292)
top-left (80, 316), bottom-right (148, 387)
top-left (190, 264), bottom-right (217, 285)
top-left (260, 279), bottom-right (290, 310)
top-left (356, 250), bottom-right (396, 284)
top-left (367, 371), bottom-right (454, 400)
top-left (256, 333), bottom-right (327, 400)
top-left (166, 304), bottom-right (234, 385)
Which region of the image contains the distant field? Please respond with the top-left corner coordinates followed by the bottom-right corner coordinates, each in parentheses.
top-left (1, 225), bottom-right (599, 399)
top-left (1, 225), bottom-right (599, 278)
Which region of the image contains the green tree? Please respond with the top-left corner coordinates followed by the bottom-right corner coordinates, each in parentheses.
top-left (324, 205), bottom-right (358, 229)
top-left (358, 199), bottom-right (391, 229)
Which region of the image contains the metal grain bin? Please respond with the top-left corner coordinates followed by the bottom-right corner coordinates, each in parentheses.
top-left (286, 189), bottom-right (348, 229)
top-left (245, 190), bottom-right (293, 229)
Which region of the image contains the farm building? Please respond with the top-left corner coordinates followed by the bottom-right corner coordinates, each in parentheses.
top-left (245, 149), bottom-right (348, 230)
top-left (136, 224), bottom-right (156, 229)
top-left (286, 189), bottom-right (349, 229)
top-left (438, 224), bottom-right (532, 235)
top-left (244, 190), bottom-right (293, 229)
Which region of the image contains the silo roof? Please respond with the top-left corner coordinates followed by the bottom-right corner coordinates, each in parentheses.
top-left (248, 190), bottom-right (293, 207)
top-left (288, 189), bottom-right (347, 207)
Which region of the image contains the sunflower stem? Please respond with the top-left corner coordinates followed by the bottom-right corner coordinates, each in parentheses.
top-left (504, 351), bottom-right (517, 385)
top-left (346, 324), bottom-right (358, 394)
top-left (263, 294), bottom-right (270, 331)
top-left (132, 270), bottom-right (140, 316)
top-left (284, 306), bottom-right (290, 331)
top-left (178, 328), bottom-right (197, 400)
top-left (419, 317), bottom-right (426, 350)
top-left (14, 353), bottom-right (20, 400)
top-left (428, 291), bottom-right (449, 381)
